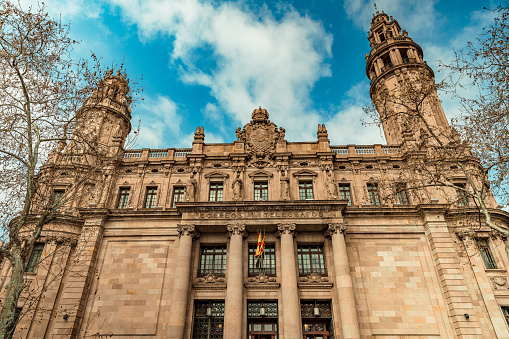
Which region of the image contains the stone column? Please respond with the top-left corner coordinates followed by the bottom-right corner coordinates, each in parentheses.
top-left (325, 223), bottom-right (360, 339)
top-left (224, 223), bottom-right (247, 339)
top-left (277, 223), bottom-right (302, 339)
top-left (167, 225), bottom-right (199, 339)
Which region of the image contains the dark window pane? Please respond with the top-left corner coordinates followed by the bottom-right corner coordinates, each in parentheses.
top-left (26, 243), bottom-right (44, 273)
top-left (172, 187), bottom-right (184, 208)
top-left (117, 187), bottom-right (130, 209)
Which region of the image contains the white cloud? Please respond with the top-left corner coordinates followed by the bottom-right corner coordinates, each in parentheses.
top-left (132, 95), bottom-right (183, 148)
top-left (343, 0), bottom-right (440, 34)
top-left (109, 0), bottom-right (333, 142)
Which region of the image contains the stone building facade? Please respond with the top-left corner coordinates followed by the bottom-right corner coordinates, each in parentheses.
top-left (3, 10), bottom-right (509, 339)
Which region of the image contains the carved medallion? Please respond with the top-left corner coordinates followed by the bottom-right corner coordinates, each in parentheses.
top-left (236, 107), bottom-right (282, 168)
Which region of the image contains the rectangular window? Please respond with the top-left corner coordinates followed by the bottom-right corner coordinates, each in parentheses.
top-left (254, 181), bottom-right (268, 201)
top-left (478, 238), bottom-right (497, 269)
top-left (248, 244), bottom-right (276, 277)
top-left (144, 187), bottom-right (157, 208)
top-left (209, 183), bottom-right (224, 202)
top-left (396, 184), bottom-right (409, 205)
top-left (502, 307), bottom-right (509, 327)
top-left (338, 184), bottom-right (352, 205)
top-left (117, 187), bottom-right (130, 209)
top-left (26, 243), bottom-right (44, 273)
top-left (192, 301), bottom-right (224, 339)
top-left (455, 183), bottom-right (468, 206)
top-left (52, 190), bottom-right (64, 211)
top-left (299, 181), bottom-right (314, 200)
top-left (198, 246), bottom-right (227, 277)
top-left (172, 187), bottom-right (184, 208)
top-left (367, 183), bottom-right (380, 205)
top-left (297, 245), bottom-right (326, 276)
top-left (247, 301), bottom-right (278, 337)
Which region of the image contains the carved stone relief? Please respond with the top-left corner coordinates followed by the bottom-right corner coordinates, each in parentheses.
top-left (197, 274), bottom-right (225, 284)
top-left (299, 273), bottom-right (329, 283)
top-left (247, 272), bottom-right (276, 283)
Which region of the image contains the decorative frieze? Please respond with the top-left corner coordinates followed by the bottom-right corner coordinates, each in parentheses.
top-left (196, 274), bottom-right (226, 284)
top-left (247, 272), bottom-right (276, 283)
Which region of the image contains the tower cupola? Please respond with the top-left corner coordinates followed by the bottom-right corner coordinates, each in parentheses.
top-left (366, 9), bottom-right (450, 145)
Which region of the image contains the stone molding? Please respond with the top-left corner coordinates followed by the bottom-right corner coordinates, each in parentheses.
top-left (490, 276), bottom-right (509, 290)
top-left (299, 272), bottom-right (329, 283)
top-left (324, 222), bottom-right (347, 238)
top-left (196, 274), bottom-right (226, 284)
top-left (177, 224), bottom-right (200, 239)
top-left (276, 223), bottom-right (296, 238)
top-left (247, 272), bottom-right (276, 283)
top-left (226, 223), bottom-right (248, 238)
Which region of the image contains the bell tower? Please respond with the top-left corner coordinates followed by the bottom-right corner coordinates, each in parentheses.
top-left (365, 9), bottom-right (450, 144)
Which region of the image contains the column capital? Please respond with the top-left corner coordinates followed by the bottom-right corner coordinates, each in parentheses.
top-left (226, 223), bottom-right (248, 238)
top-left (177, 224), bottom-right (200, 239)
top-left (324, 222), bottom-right (347, 238)
top-left (276, 223), bottom-right (296, 238)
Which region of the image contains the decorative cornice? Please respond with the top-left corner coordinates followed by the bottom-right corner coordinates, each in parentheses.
top-left (324, 222), bottom-right (347, 238)
top-left (226, 223), bottom-right (248, 238)
top-left (276, 223), bottom-right (296, 238)
top-left (177, 224), bottom-right (200, 239)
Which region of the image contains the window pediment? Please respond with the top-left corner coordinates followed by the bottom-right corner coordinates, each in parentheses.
top-left (293, 169), bottom-right (318, 181)
top-left (204, 171), bottom-right (229, 182)
top-left (248, 170), bottom-right (273, 182)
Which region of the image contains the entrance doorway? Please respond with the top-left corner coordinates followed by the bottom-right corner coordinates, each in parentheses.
top-left (248, 319), bottom-right (278, 339)
top-left (302, 319), bottom-right (330, 339)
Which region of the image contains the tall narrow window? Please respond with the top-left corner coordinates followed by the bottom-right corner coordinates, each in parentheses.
top-left (254, 181), bottom-right (268, 201)
top-left (502, 307), bottom-right (509, 327)
top-left (299, 181), bottom-right (314, 200)
top-left (367, 183), bottom-right (380, 205)
top-left (248, 244), bottom-right (276, 277)
top-left (144, 187), bottom-right (157, 208)
top-left (298, 245), bottom-right (326, 276)
top-left (455, 183), bottom-right (468, 206)
top-left (396, 184), bottom-right (409, 205)
top-left (26, 243), bottom-right (44, 273)
top-left (117, 187), bottom-right (130, 209)
top-left (209, 183), bottom-right (224, 201)
top-left (52, 190), bottom-right (64, 211)
top-left (192, 301), bottom-right (224, 339)
top-left (172, 187), bottom-right (184, 208)
top-left (477, 238), bottom-right (497, 269)
top-left (198, 246), bottom-right (227, 277)
top-left (338, 184), bottom-right (352, 205)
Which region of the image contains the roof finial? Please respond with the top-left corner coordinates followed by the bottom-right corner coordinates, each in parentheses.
top-left (374, 1), bottom-right (379, 15)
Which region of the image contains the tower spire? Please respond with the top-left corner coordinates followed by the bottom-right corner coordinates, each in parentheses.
top-left (373, 1), bottom-right (379, 15)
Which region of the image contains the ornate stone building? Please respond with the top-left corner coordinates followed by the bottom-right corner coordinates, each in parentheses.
top-left (4, 10), bottom-right (509, 339)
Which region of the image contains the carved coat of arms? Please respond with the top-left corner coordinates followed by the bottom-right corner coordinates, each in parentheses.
top-left (236, 107), bottom-right (285, 168)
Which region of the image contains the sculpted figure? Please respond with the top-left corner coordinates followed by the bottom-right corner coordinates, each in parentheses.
top-left (280, 177), bottom-right (289, 200)
top-left (278, 127), bottom-right (285, 140)
top-left (326, 170), bottom-right (337, 199)
top-left (235, 127), bottom-right (243, 141)
top-left (232, 172), bottom-right (243, 201)
top-left (185, 172), bottom-right (197, 202)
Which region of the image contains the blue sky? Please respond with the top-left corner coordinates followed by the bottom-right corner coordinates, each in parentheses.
top-left (21, 0), bottom-right (497, 148)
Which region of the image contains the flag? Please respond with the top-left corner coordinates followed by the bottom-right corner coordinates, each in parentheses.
top-left (255, 231), bottom-right (265, 258)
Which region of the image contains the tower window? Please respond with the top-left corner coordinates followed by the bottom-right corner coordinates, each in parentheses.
top-left (52, 190), bottom-right (65, 211)
top-left (254, 181), bottom-right (268, 201)
top-left (117, 187), bottom-right (130, 209)
top-left (455, 183), bottom-right (468, 206)
top-left (144, 187), bottom-right (157, 208)
top-left (477, 238), bottom-right (497, 269)
top-left (378, 31), bottom-right (386, 42)
top-left (396, 184), bottom-right (409, 205)
top-left (26, 243), bottom-right (45, 273)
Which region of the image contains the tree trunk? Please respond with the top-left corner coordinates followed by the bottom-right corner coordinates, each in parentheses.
top-left (0, 249), bottom-right (25, 339)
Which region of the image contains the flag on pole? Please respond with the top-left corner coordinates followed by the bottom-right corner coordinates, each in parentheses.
top-left (255, 231), bottom-right (265, 258)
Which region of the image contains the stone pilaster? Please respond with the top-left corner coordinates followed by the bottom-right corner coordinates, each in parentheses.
top-left (51, 216), bottom-right (105, 338)
top-left (422, 210), bottom-right (482, 337)
top-left (325, 223), bottom-right (360, 339)
top-left (167, 224), bottom-right (200, 339)
top-left (276, 223), bottom-right (302, 339)
top-left (458, 232), bottom-right (509, 338)
top-left (224, 223), bottom-right (247, 339)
